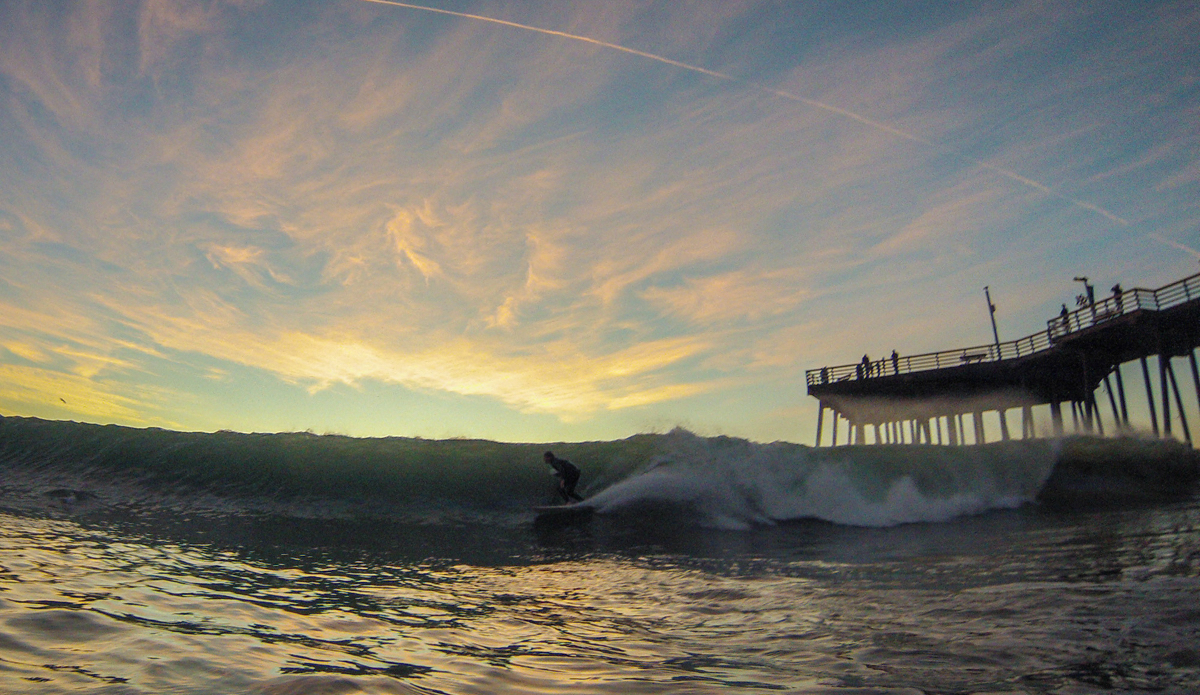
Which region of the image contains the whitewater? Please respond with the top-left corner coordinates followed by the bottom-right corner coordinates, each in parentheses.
top-left (0, 415), bottom-right (1198, 693)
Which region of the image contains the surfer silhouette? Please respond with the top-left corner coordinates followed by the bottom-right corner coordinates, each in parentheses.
top-left (544, 451), bottom-right (583, 503)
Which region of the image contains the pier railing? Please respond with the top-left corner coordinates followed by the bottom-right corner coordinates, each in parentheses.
top-left (1046, 272), bottom-right (1200, 339)
top-left (806, 271), bottom-right (1200, 387)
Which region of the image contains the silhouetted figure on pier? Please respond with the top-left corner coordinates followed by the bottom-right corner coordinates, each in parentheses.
top-left (891, 350), bottom-right (899, 375)
top-left (1060, 304), bottom-right (1070, 332)
top-left (1112, 283), bottom-right (1123, 313)
top-left (858, 354), bottom-right (870, 380)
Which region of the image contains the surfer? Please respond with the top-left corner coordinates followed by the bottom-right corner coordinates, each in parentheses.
top-left (544, 451), bottom-right (584, 503)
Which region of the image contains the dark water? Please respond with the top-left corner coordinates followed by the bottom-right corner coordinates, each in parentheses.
top-left (0, 416), bottom-right (1198, 693)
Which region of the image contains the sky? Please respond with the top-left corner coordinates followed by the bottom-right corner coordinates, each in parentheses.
top-left (0, 0), bottom-right (1197, 444)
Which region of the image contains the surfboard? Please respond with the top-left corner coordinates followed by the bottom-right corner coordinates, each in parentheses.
top-left (533, 503), bottom-right (595, 521)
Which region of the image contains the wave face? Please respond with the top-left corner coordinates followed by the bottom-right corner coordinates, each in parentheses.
top-left (0, 416), bottom-right (1195, 534)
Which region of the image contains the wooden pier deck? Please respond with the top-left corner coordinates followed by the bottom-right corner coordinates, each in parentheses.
top-left (806, 272), bottom-right (1200, 446)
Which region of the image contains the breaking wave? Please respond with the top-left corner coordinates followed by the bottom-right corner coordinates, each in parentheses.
top-left (0, 416), bottom-right (1195, 535)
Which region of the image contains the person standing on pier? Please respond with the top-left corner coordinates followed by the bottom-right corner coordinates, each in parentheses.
top-left (891, 350), bottom-right (899, 375)
top-left (1112, 283), bottom-right (1123, 313)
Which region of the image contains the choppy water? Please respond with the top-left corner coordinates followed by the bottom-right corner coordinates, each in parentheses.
top-left (0, 416), bottom-right (1198, 693)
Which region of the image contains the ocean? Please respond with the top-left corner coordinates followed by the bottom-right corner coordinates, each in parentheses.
top-left (0, 415), bottom-right (1197, 694)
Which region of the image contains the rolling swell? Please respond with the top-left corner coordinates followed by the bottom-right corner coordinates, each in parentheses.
top-left (0, 416), bottom-right (658, 521)
top-left (0, 416), bottom-right (1196, 533)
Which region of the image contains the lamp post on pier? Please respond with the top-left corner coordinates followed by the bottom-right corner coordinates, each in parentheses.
top-left (1073, 276), bottom-right (1095, 308)
top-left (984, 285), bottom-right (1012, 440)
top-left (984, 286), bottom-right (1000, 358)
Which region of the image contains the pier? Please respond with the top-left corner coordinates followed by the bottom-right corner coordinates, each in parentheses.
top-left (807, 272), bottom-right (1200, 446)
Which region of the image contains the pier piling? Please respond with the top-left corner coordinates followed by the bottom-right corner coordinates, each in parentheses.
top-left (1142, 357), bottom-right (1160, 436)
top-left (806, 271), bottom-right (1200, 447)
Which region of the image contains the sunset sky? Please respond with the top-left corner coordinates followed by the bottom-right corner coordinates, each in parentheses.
top-left (1, 0), bottom-right (1197, 443)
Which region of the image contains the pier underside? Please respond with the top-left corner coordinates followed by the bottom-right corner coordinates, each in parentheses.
top-left (807, 273), bottom-right (1200, 446)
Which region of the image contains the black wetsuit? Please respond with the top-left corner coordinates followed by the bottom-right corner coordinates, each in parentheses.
top-left (547, 455), bottom-right (583, 502)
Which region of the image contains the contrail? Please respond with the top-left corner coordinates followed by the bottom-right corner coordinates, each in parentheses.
top-left (358, 0), bottom-right (1127, 226)
top-left (358, 0), bottom-right (927, 145)
top-left (1149, 233), bottom-right (1200, 260)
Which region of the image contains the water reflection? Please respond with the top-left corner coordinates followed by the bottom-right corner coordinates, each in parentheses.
top-left (0, 495), bottom-right (1197, 693)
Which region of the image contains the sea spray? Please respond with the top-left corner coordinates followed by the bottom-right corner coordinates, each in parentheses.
top-left (587, 429), bottom-right (1059, 528)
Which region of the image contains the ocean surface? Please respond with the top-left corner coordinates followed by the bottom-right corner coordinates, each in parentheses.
top-left (0, 415), bottom-right (1198, 694)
